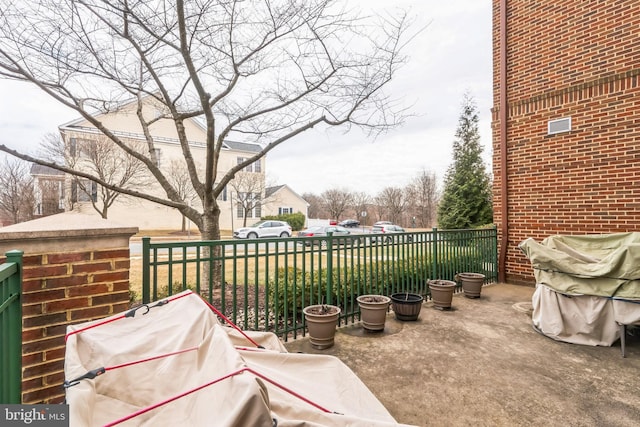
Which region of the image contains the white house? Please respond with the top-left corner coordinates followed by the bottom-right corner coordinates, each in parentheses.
top-left (34, 96), bottom-right (307, 231)
top-left (264, 184), bottom-right (310, 225)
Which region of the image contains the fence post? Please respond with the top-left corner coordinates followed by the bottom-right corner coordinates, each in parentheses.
top-left (142, 237), bottom-right (150, 304)
top-left (3, 250), bottom-right (23, 404)
top-left (431, 228), bottom-right (438, 280)
top-left (326, 233), bottom-right (333, 305)
top-left (493, 225), bottom-right (499, 282)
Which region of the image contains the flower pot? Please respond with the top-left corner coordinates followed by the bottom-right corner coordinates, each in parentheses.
top-left (428, 280), bottom-right (456, 310)
top-left (456, 272), bottom-right (485, 299)
top-left (303, 305), bottom-right (341, 349)
top-left (356, 295), bottom-right (391, 331)
top-left (390, 293), bottom-right (424, 321)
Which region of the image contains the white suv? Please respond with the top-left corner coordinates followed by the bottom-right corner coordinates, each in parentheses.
top-left (233, 220), bottom-right (292, 239)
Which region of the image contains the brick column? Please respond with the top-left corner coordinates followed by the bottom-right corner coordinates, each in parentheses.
top-left (0, 213), bottom-right (138, 404)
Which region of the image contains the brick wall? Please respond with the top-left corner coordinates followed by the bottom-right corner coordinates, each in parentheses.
top-left (492, 0), bottom-right (640, 284)
top-left (0, 213), bottom-right (137, 403)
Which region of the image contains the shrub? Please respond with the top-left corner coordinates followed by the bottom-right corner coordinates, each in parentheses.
top-left (155, 281), bottom-right (197, 300)
top-left (262, 212), bottom-right (306, 231)
top-left (267, 255), bottom-right (433, 318)
top-left (267, 267), bottom-right (334, 318)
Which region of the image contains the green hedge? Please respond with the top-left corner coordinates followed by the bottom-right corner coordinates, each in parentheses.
top-left (266, 250), bottom-right (489, 319)
top-left (267, 255), bottom-right (434, 318)
top-left (262, 212), bottom-right (306, 231)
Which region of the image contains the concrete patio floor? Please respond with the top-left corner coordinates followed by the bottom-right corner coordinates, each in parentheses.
top-left (283, 283), bottom-right (640, 427)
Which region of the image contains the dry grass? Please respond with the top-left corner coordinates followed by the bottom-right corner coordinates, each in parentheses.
top-left (129, 249), bottom-right (327, 301)
top-left (128, 236), bottom-right (416, 302)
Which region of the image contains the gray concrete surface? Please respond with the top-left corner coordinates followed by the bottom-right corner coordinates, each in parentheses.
top-left (284, 284), bottom-right (640, 427)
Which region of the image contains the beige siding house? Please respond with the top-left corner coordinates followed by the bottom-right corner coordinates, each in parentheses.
top-left (47, 96), bottom-right (306, 231)
top-left (264, 185), bottom-right (310, 224)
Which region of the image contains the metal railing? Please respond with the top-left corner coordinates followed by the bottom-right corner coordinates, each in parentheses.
top-left (1, 250), bottom-right (23, 404)
top-left (141, 227), bottom-right (497, 341)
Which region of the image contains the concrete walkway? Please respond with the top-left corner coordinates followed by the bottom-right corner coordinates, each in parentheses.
top-left (284, 284), bottom-right (640, 427)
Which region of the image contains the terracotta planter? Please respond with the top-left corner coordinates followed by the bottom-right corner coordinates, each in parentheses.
top-left (303, 305), bottom-right (341, 349)
top-left (356, 295), bottom-right (391, 331)
top-left (428, 280), bottom-right (456, 310)
top-left (390, 293), bottom-right (424, 321)
top-left (456, 272), bottom-right (485, 299)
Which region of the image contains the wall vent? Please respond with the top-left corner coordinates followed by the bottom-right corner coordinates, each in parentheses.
top-left (548, 117), bottom-right (571, 135)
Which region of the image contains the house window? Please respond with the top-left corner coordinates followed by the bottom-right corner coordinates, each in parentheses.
top-left (71, 180), bottom-right (98, 203)
top-left (237, 157), bottom-right (247, 171)
top-left (236, 192), bottom-right (261, 218)
top-left (278, 207), bottom-right (292, 215)
top-left (216, 184), bottom-right (228, 201)
top-left (152, 148), bottom-right (162, 167)
top-left (237, 156), bottom-right (260, 172)
top-left (69, 137), bottom-right (94, 158)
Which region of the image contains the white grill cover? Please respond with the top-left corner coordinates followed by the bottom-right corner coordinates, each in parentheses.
top-left (64, 291), bottom-right (413, 427)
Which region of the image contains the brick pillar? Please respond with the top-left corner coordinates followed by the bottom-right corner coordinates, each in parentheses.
top-left (0, 213), bottom-right (138, 404)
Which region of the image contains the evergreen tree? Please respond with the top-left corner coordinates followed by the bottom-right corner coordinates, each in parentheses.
top-left (438, 94), bottom-right (493, 229)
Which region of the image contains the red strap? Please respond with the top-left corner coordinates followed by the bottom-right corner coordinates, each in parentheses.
top-left (102, 367), bottom-right (333, 427)
top-left (198, 295), bottom-right (262, 348)
top-left (105, 346), bottom-right (199, 372)
top-left (65, 291), bottom-right (194, 342)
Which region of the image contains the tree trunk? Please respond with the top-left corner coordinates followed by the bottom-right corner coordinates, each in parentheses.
top-left (198, 201), bottom-right (222, 296)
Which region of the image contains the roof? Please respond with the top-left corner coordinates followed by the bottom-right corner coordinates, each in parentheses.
top-left (30, 164), bottom-right (65, 176)
top-left (58, 94), bottom-right (264, 155)
top-left (265, 185), bottom-right (285, 198)
top-left (265, 184), bottom-right (309, 206)
top-left (224, 140), bottom-right (262, 153)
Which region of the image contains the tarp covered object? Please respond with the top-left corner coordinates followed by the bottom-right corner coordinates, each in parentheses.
top-left (519, 233), bottom-right (640, 299)
top-left (64, 291), bottom-right (414, 427)
top-left (520, 233), bottom-right (640, 346)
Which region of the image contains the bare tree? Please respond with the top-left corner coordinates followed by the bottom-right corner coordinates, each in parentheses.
top-left (405, 169), bottom-right (438, 228)
top-left (38, 180), bottom-right (65, 216)
top-left (302, 192), bottom-right (326, 219)
top-left (41, 134), bottom-right (151, 219)
top-left (351, 191), bottom-right (371, 225)
top-left (167, 159), bottom-right (199, 232)
top-left (321, 188), bottom-right (353, 221)
top-left (376, 187), bottom-right (405, 225)
top-left (0, 0), bottom-right (415, 241)
top-left (0, 157), bottom-right (35, 224)
top-left (229, 172), bottom-right (269, 227)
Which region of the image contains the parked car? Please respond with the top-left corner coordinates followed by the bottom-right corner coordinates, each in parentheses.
top-left (233, 220), bottom-right (292, 239)
top-left (373, 220), bottom-right (392, 226)
top-left (370, 224), bottom-right (412, 243)
top-left (297, 225), bottom-right (360, 246)
top-left (338, 219), bottom-right (360, 228)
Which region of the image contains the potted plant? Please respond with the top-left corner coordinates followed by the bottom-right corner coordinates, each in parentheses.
top-left (456, 272), bottom-right (486, 299)
top-left (303, 304), bottom-right (341, 349)
top-left (356, 295), bottom-right (391, 331)
top-left (428, 279), bottom-right (456, 310)
top-left (390, 292), bottom-right (424, 321)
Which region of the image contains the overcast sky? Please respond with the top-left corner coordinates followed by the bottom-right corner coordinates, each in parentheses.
top-left (0, 0), bottom-right (492, 197)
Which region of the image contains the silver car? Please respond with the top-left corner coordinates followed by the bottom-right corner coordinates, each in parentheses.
top-left (233, 220), bottom-right (292, 239)
top-left (370, 224), bottom-right (412, 243)
top-left (298, 225), bottom-right (360, 246)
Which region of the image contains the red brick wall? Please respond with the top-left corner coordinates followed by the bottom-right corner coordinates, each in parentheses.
top-left (19, 249), bottom-right (131, 403)
top-left (492, 0), bottom-right (640, 284)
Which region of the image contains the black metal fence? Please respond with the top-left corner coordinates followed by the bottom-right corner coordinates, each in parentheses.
top-left (141, 227), bottom-right (497, 340)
